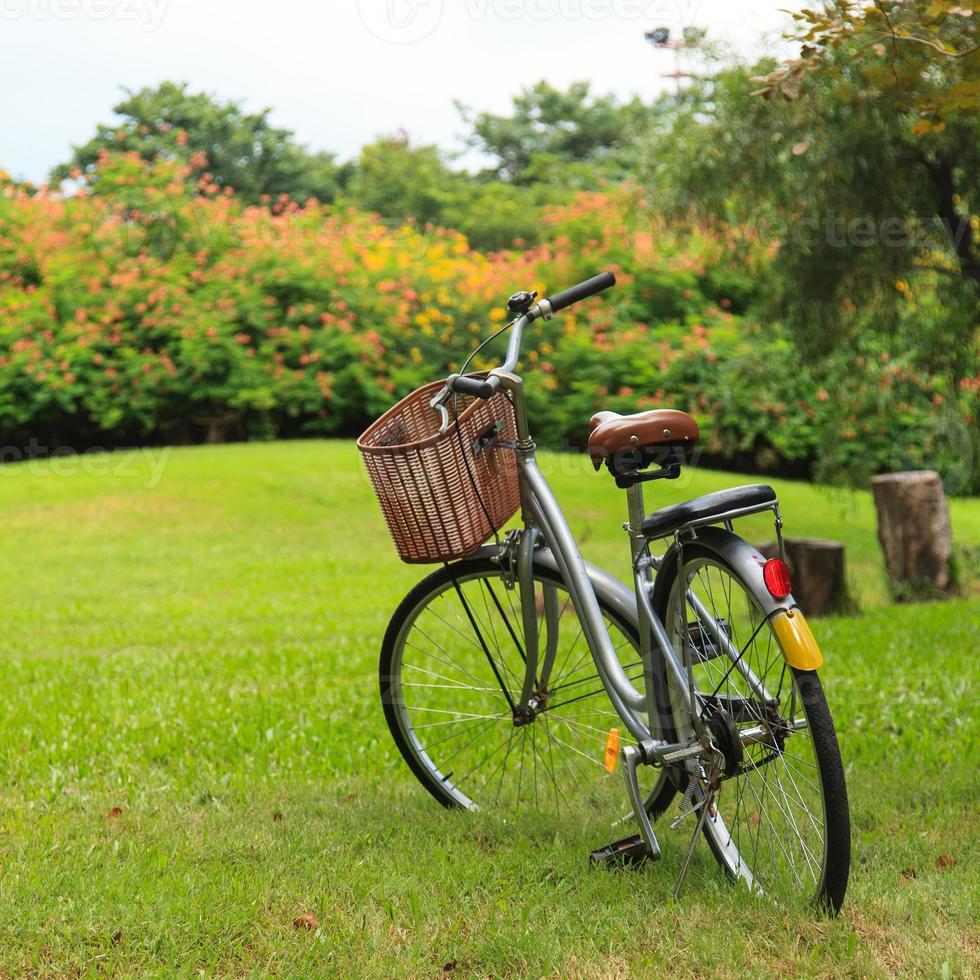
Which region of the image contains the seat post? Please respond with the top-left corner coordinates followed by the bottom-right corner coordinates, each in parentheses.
top-left (624, 471), bottom-right (673, 748)
top-left (625, 483), bottom-right (648, 566)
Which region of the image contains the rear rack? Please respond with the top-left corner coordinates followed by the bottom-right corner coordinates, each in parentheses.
top-left (679, 499), bottom-right (781, 534)
top-left (674, 499), bottom-right (785, 562)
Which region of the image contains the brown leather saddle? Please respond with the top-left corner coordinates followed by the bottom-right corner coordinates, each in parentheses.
top-left (587, 408), bottom-right (699, 487)
top-left (587, 408), bottom-right (778, 539)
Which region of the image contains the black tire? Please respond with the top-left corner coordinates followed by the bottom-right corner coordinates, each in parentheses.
top-left (380, 556), bottom-right (677, 820)
top-left (652, 540), bottom-right (850, 912)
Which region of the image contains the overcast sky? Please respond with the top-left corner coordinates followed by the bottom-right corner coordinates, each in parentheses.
top-left (0, 0), bottom-right (803, 183)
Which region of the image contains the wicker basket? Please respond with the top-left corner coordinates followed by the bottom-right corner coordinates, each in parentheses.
top-left (357, 376), bottom-right (521, 564)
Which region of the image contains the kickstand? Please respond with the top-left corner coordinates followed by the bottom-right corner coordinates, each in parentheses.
top-left (673, 784), bottom-right (715, 899)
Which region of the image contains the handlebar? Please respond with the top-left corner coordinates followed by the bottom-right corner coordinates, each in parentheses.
top-left (449, 375), bottom-right (496, 399)
top-left (446, 270), bottom-right (616, 403)
top-left (434, 270), bottom-right (616, 426)
top-left (540, 270), bottom-right (616, 316)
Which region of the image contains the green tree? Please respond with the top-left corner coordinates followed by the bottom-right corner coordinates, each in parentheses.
top-left (757, 0), bottom-right (980, 129)
top-left (440, 178), bottom-right (549, 252)
top-left (459, 80), bottom-right (652, 184)
top-left (53, 82), bottom-right (345, 205)
top-left (345, 134), bottom-right (450, 228)
top-left (753, 0), bottom-right (980, 290)
top-left (343, 134), bottom-right (547, 251)
top-left (641, 34), bottom-right (979, 369)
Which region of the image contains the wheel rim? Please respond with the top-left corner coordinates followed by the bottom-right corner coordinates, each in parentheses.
top-left (668, 556), bottom-right (830, 903)
top-left (386, 567), bottom-right (660, 817)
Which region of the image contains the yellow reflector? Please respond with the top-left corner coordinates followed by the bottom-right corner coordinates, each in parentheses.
top-left (771, 609), bottom-right (824, 671)
top-left (603, 728), bottom-right (620, 773)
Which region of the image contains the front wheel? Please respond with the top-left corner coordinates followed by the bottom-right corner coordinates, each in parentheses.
top-left (653, 538), bottom-right (850, 912)
top-left (380, 556), bottom-right (676, 822)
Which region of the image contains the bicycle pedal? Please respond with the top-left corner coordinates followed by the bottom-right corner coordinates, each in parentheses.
top-left (589, 834), bottom-right (651, 869)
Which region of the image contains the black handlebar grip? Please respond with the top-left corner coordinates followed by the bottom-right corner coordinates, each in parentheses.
top-left (545, 271), bottom-right (616, 314)
top-left (450, 375), bottom-right (497, 399)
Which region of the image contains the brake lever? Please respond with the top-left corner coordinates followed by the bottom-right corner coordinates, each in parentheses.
top-left (429, 379), bottom-right (456, 435)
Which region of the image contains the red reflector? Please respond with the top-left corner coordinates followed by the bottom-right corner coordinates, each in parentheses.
top-left (763, 558), bottom-right (793, 599)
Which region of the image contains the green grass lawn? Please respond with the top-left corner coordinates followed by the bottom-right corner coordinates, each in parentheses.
top-left (0, 441), bottom-right (977, 977)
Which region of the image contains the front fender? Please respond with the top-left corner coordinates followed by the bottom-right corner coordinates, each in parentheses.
top-left (470, 543), bottom-right (639, 634)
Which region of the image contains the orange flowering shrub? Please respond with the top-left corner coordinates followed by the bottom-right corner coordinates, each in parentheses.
top-left (0, 155), bottom-right (974, 489)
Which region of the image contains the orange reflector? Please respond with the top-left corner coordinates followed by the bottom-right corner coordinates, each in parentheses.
top-left (603, 728), bottom-right (620, 773)
top-left (771, 609), bottom-right (824, 670)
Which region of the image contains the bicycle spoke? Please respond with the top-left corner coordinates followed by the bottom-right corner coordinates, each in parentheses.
top-left (389, 568), bottom-right (637, 815)
top-left (665, 552), bottom-right (843, 906)
top-left (430, 716), bottom-right (501, 757)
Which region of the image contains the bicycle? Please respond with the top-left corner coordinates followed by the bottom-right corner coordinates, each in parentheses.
top-left (359, 271), bottom-right (850, 911)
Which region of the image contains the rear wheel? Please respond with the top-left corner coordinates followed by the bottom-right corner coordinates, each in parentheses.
top-left (381, 556), bottom-right (675, 821)
top-left (653, 541), bottom-right (850, 912)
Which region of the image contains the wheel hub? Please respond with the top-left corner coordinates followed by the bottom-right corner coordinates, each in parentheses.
top-left (763, 699), bottom-right (791, 752)
top-left (706, 707), bottom-right (743, 779)
top-left (512, 707), bottom-right (535, 727)
top-left (513, 688), bottom-right (549, 726)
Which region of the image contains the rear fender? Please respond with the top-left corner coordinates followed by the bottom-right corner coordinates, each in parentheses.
top-left (653, 526), bottom-right (824, 671)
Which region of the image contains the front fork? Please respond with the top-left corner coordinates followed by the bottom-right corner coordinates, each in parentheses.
top-left (513, 526), bottom-right (561, 720)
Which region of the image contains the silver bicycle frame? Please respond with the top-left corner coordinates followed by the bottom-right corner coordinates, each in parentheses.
top-left (476, 311), bottom-right (693, 749)
top-left (446, 310), bottom-right (783, 760)
top-left (430, 300), bottom-right (812, 872)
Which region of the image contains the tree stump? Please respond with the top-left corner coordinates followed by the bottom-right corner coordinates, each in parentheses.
top-left (758, 539), bottom-right (850, 616)
top-left (870, 471), bottom-right (954, 599)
